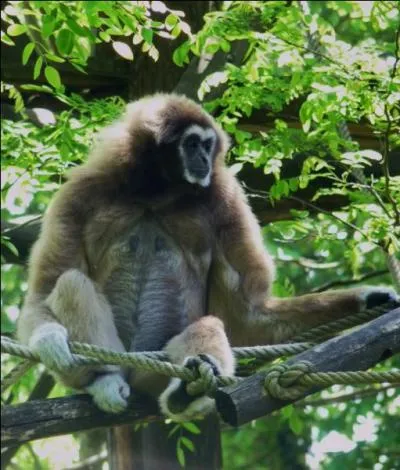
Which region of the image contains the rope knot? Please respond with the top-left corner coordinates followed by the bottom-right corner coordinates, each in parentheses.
top-left (184, 355), bottom-right (220, 397)
top-left (264, 361), bottom-right (313, 400)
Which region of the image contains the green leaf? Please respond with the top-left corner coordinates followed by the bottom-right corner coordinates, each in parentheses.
top-left (2, 238), bottom-right (19, 257)
top-left (42, 14), bottom-right (57, 38)
top-left (99, 31), bottom-right (111, 42)
top-left (70, 61), bottom-right (88, 74)
top-left (66, 18), bottom-right (90, 37)
top-left (112, 41), bottom-right (134, 60)
top-left (180, 437), bottom-right (195, 452)
top-left (171, 24), bottom-right (181, 38)
top-left (176, 445), bottom-right (185, 467)
top-left (45, 53), bottom-right (65, 63)
top-left (21, 84), bottom-right (53, 93)
top-left (165, 14), bottom-right (178, 29)
top-left (172, 41), bottom-right (191, 67)
top-left (22, 42), bottom-right (35, 65)
top-left (44, 65), bottom-right (62, 89)
top-left (56, 29), bottom-right (74, 55)
top-left (289, 411), bottom-right (304, 435)
top-left (142, 28), bottom-right (153, 44)
top-left (1, 31), bottom-right (15, 46)
top-left (33, 56), bottom-right (43, 79)
top-left (182, 422), bottom-right (201, 434)
top-left (7, 24), bottom-right (27, 37)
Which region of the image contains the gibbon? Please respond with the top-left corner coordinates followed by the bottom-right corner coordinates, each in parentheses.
top-left (17, 94), bottom-right (397, 421)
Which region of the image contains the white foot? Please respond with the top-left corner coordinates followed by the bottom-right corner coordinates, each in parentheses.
top-left (159, 355), bottom-right (221, 422)
top-left (86, 373), bottom-right (130, 414)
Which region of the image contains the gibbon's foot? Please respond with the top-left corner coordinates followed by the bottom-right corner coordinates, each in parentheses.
top-left (29, 323), bottom-right (75, 372)
top-left (360, 286), bottom-right (399, 309)
top-left (159, 354), bottom-right (222, 422)
top-left (86, 373), bottom-right (131, 413)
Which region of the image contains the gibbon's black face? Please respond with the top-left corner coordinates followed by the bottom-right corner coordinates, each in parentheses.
top-left (176, 124), bottom-right (217, 188)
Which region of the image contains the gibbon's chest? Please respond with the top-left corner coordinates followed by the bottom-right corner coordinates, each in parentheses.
top-left (84, 202), bottom-right (214, 285)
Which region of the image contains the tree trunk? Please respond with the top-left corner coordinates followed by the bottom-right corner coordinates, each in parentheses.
top-left (108, 415), bottom-right (222, 470)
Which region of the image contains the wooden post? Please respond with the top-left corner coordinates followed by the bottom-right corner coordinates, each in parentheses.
top-left (108, 415), bottom-right (222, 470)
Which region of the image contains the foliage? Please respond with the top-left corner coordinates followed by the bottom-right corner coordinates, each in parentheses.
top-left (1, 1), bottom-right (399, 469)
top-left (2, 1), bottom-right (190, 88)
top-left (174, 0), bottom-right (400, 254)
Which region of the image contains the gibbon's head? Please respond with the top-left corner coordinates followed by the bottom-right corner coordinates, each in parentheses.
top-left (87, 94), bottom-right (230, 189)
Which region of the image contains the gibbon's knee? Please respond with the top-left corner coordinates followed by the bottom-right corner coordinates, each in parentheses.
top-left (45, 268), bottom-right (125, 349)
top-left (164, 315), bottom-right (235, 375)
top-left (46, 269), bottom-right (102, 323)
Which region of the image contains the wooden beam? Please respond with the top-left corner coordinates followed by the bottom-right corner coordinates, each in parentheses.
top-left (1, 393), bottom-right (160, 448)
top-left (214, 308), bottom-right (400, 427)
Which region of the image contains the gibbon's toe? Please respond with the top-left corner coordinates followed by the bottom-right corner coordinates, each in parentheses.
top-left (361, 286), bottom-right (399, 309)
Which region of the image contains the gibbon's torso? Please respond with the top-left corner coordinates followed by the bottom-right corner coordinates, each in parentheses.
top-left (82, 187), bottom-right (217, 352)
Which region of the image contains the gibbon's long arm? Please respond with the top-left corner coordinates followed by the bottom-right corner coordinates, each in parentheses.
top-left (17, 179), bottom-right (129, 413)
top-left (210, 175), bottom-right (398, 346)
top-left (17, 181), bottom-right (88, 343)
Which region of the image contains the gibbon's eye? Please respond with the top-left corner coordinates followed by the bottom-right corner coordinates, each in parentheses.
top-left (202, 138), bottom-right (213, 153)
top-left (185, 135), bottom-right (200, 151)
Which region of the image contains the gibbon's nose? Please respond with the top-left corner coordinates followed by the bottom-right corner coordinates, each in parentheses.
top-left (188, 150), bottom-right (210, 179)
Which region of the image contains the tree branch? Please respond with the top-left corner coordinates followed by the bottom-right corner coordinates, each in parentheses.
top-left (295, 384), bottom-right (397, 408)
top-left (1, 393), bottom-right (161, 448)
top-left (310, 269), bottom-right (390, 293)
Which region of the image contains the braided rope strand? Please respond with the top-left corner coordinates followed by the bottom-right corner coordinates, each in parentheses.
top-left (289, 302), bottom-right (396, 342)
top-left (264, 362), bottom-right (400, 400)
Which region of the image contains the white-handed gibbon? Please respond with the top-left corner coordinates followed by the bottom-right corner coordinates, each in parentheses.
top-left (17, 94), bottom-right (398, 421)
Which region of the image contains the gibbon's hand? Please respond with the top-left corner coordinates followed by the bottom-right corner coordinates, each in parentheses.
top-left (360, 286), bottom-right (399, 309)
top-left (29, 323), bottom-right (75, 372)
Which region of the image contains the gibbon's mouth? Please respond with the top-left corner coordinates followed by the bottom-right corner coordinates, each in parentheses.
top-left (183, 168), bottom-right (211, 187)
top-left (188, 165), bottom-right (210, 179)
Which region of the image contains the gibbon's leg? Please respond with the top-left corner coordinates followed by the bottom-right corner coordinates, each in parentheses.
top-left (240, 286), bottom-right (399, 346)
top-left (158, 316), bottom-right (235, 422)
top-left (29, 269), bottom-right (130, 413)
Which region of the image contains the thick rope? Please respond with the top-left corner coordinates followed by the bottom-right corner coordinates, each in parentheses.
top-left (289, 301), bottom-right (397, 342)
top-left (0, 336), bottom-right (240, 394)
top-left (264, 361), bottom-right (400, 400)
top-left (1, 303), bottom-right (397, 395)
top-left (2, 343), bottom-right (398, 399)
top-left (0, 337), bottom-right (312, 375)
